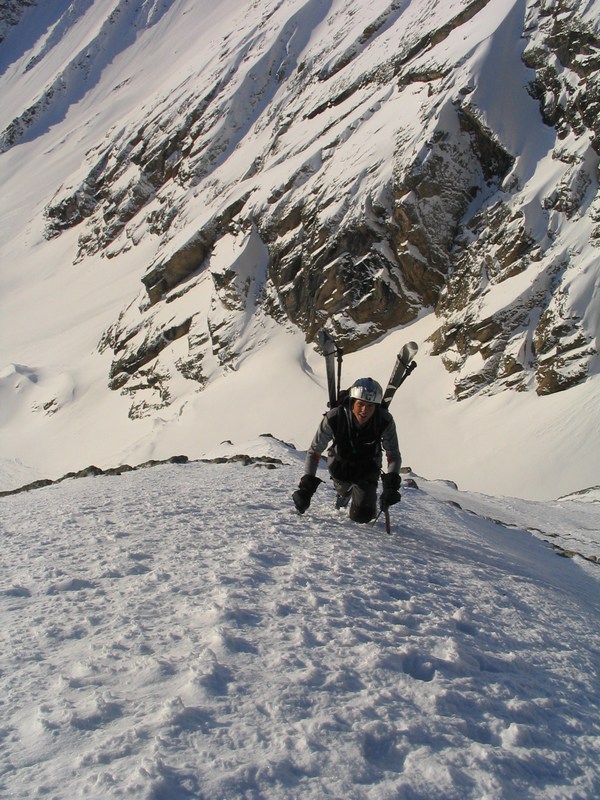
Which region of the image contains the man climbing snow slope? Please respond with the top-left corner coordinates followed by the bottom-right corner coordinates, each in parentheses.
top-left (292, 378), bottom-right (402, 523)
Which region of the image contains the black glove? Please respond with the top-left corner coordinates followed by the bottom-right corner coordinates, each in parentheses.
top-left (292, 475), bottom-right (322, 514)
top-left (380, 472), bottom-right (401, 510)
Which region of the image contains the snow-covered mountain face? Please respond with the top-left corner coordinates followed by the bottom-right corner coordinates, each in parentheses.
top-left (1, 0), bottom-right (599, 498)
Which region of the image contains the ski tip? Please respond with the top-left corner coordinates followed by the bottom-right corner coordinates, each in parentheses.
top-left (403, 341), bottom-right (418, 357)
top-left (317, 328), bottom-right (339, 354)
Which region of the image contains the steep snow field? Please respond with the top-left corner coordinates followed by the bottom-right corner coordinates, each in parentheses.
top-left (1, 441), bottom-right (599, 799)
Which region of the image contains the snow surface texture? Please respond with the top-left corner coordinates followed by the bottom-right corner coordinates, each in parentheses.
top-left (0, 0), bottom-right (599, 501)
top-left (1, 440), bottom-right (599, 799)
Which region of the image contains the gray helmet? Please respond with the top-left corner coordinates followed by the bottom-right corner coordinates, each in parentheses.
top-left (349, 377), bottom-right (383, 404)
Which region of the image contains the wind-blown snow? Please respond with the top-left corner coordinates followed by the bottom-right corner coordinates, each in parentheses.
top-left (1, 441), bottom-right (599, 799)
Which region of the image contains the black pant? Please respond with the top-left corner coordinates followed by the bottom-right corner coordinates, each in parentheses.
top-left (332, 472), bottom-right (379, 523)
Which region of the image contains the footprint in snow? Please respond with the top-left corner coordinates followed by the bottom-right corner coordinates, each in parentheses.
top-left (2, 585), bottom-right (32, 597)
top-left (46, 578), bottom-right (96, 594)
top-left (249, 548), bottom-right (290, 568)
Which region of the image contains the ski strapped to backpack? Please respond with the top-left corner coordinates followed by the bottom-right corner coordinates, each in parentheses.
top-left (381, 341), bottom-right (418, 409)
top-left (318, 329), bottom-right (344, 408)
top-left (318, 330), bottom-right (418, 411)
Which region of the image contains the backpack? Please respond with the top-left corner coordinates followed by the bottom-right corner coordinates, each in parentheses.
top-left (326, 398), bottom-right (386, 481)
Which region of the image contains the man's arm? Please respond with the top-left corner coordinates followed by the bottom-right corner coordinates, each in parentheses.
top-left (303, 414), bottom-right (335, 476)
top-left (381, 414), bottom-right (402, 474)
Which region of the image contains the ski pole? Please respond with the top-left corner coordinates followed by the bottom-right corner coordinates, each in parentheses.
top-left (371, 507), bottom-right (392, 534)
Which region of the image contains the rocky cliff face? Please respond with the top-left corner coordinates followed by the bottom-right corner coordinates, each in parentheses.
top-left (0, 0), bottom-right (35, 44)
top-left (430, 0), bottom-right (600, 399)
top-left (2, 0), bottom-right (598, 415)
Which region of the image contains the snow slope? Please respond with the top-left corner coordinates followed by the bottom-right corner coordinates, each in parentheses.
top-left (0, 0), bottom-right (599, 502)
top-left (1, 441), bottom-right (599, 799)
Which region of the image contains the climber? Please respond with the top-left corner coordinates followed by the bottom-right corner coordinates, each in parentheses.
top-left (292, 378), bottom-right (402, 523)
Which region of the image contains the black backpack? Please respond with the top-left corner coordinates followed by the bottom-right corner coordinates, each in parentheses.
top-left (326, 399), bottom-right (385, 481)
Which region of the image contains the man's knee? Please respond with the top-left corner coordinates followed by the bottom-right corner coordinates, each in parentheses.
top-left (349, 504), bottom-right (376, 524)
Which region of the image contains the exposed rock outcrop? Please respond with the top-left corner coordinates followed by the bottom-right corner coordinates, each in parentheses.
top-left (0, 0), bottom-right (36, 44)
top-left (4, 0), bottom-right (597, 413)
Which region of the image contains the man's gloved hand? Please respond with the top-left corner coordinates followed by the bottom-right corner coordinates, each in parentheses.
top-left (380, 472), bottom-right (401, 510)
top-left (292, 475), bottom-right (323, 514)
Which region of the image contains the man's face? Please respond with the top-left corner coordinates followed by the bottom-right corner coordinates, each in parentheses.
top-left (352, 399), bottom-right (377, 425)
